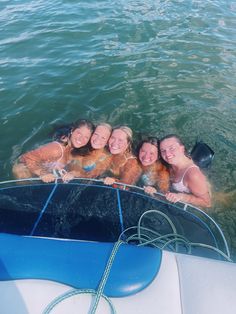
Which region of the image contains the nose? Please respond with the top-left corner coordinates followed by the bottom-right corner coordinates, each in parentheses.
top-left (166, 150), bottom-right (173, 158)
top-left (112, 138), bottom-right (118, 145)
top-left (94, 136), bottom-right (99, 143)
top-left (79, 134), bottom-right (86, 143)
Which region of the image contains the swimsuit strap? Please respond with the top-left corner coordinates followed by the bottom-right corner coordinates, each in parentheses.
top-left (119, 154), bottom-right (136, 167)
top-left (53, 141), bottom-right (65, 163)
top-left (180, 165), bottom-right (199, 183)
top-left (98, 155), bottom-right (106, 163)
top-left (124, 153), bottom-right (137, 161)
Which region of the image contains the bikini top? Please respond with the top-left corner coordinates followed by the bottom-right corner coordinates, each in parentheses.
top-left (68, 150), bottom-right (111, 173)
top-left (140, 164), bottom-right (156, 186)
top-left (141, 174), bottom-right (154, 186)
top-left (83, 155), bottom-right (108, 172)
top-left (172, 165), bottom-right (198, 193)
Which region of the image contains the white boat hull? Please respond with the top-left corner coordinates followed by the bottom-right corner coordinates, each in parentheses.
top-left (1, 249), bottom-right (236, 314)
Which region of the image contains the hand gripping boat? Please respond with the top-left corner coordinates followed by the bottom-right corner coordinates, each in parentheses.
top-left (0, 178), bottom-right (235, 314)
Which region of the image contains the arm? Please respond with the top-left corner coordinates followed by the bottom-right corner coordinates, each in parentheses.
top-left (20, 142), bottom-right (63, 177)
top-left (103, 158), bottom-right (142, 188)
top-left (184, 168), bottom-right (211, 207)
top-left (166, 168), bottom-right (211, 208)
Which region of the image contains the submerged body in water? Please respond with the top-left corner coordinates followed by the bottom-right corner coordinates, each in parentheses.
top-left (12, 120), bottom-right (94, 183)
top-left (160, 135), bottom-right (212, 209)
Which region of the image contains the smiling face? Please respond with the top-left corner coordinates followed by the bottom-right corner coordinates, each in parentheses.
top-left (160, 137), bottom-right (185, 165)
top-left (90, 125), bottom-right (111, 149)
top-left (139, 142), bottom-right (158, 166)
top-left (70, 126), bottom-right (92, 148)
top-left (108, 129), bottom-right (129, 155)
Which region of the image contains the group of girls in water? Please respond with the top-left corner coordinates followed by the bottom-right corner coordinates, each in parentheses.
top-left (12, 118), bottom-right (212, 209)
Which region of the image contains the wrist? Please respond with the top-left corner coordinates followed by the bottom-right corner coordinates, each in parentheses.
top-left (181, 193), bottom-right (191, 204)
top-left (39, 170), bottom-right (47, 176)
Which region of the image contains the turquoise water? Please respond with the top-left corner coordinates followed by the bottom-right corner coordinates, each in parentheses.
top-left (0, 0), bottom-right (236, 256)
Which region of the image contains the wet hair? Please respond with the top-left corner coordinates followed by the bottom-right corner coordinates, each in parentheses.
top-left (160, 134), bottom-right (185, 146)
top-left (52, 119), bottom-right (95, 146)
top-left (95, 122), bottom-right (112, 133)
top-left (136, 137), bottom-right (159, 155)
top-left (141, 137), bottom-right (159, 148)
top-left (52, 124), bottom-right (73, 143)
top-left (71, 119), bottom-right (95, 134)
top-left (113, 125), bottom-right (133, 141)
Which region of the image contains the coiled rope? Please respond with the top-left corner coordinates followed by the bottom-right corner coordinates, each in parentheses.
top-left (28, 175), bottom-right (230, 313)
top-left (119, 209), bottom-right (232, 262)
top-left (42, 209), bottom-right (232, 314)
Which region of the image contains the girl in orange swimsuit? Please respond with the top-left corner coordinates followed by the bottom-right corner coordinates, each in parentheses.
top-left (159, 134), bottom-right (211, 208)
top-left (137, 137), bottom-right (169, 195)
top-left (103, 126), bottom-right (141, 187)
top-left (12, 119), bottom-right (94, 183)
top-left (64, 123), bottom-right (113, 180)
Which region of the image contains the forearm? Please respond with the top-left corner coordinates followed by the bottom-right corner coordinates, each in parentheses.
top-left (179, 192), bottom-right (212, 208)
top-left (83, 161), bottom-right (111, 179)
top-left (20, 142), bottom-right (62, 177)
top-left (21, 155), bottom-right (47, 176)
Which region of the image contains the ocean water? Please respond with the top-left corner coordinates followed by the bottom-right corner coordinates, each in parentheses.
top-left (0, 0), bottom-right (236, 257)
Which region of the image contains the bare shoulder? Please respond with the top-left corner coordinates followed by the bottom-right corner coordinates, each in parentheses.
top-left (185, 165), bottom-right (210, 195)
top-left (23, 141), bottom-right (62, 157)
top-left (126, 155), bottom-right (139, 165)
top-left (186, 166), bottom-right (206, 181)
top-left (45, 141), bottom-right (64, 153)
